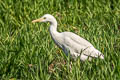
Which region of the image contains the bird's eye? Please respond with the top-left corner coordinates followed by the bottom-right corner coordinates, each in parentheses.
top-left (43, 17), bottom-right (46, 19)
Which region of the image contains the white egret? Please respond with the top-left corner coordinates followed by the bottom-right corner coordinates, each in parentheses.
top-left (32, 14), bottom-right (104, 61)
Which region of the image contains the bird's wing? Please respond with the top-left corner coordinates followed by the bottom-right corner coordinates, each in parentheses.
top-left (62, 32), bottom-right (93, 47)
top-left (61, 32), bottom-right (104, 58)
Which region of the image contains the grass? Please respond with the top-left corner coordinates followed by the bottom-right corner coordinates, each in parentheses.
top-left (0, 0), bottom-right (120, 79)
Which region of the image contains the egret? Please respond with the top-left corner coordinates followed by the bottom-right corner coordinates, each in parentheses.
top-left (32, 14), bottom-right (104, 61)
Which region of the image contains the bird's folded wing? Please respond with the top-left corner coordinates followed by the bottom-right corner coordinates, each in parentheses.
top-left (62, 32), bottom-right (102, 58)
top-left (62, 32), bottom-right (93, 47)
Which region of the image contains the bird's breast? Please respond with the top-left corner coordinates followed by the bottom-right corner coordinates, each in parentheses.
top-left (49, 31), bottom-right (63, 49)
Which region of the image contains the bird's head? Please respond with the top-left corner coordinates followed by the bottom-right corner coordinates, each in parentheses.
top-left (32, 14), bottom-right (56, 23)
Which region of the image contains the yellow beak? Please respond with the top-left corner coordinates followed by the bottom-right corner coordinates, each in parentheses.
top-left (32, 18), bottom-right (44, 23)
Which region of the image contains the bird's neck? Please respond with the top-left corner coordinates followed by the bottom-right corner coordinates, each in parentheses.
top-left (49, 19), bottom-right (58, 32)
top-left (49, 20), bottom-right (60, 39)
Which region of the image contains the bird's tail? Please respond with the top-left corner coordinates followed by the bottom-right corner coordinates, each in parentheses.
top-left (95, 49), bottom-right (104, 59)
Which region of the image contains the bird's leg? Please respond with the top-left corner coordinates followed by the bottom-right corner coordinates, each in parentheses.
top-left (69, 61), bottom-right (73, 72)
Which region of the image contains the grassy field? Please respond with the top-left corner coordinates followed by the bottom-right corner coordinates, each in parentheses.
top-left (0, 0), bottom-right (120, 80)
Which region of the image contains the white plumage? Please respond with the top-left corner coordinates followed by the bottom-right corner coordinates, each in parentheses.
top-left (32, 14), bottom-right (104, 61)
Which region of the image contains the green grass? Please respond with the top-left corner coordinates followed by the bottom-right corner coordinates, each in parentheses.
top-left (0, 0), bottom-right (120, 79)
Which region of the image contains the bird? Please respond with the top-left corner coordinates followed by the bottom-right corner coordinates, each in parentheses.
top-left (32, 14), bottom-right (104, 61)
